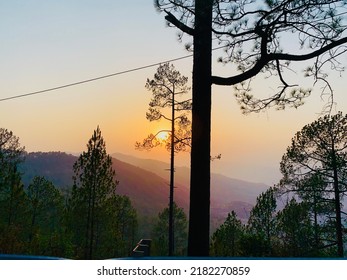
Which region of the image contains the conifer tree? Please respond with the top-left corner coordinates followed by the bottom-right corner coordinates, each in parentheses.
top-left (210, 211), bottom-right (243, 257)
top-left (247, 187), bottom-right (278, 256)
top-left (70, 126), bottom-right (117, 259)
top-left (0, 128), bottom-right (27, 254)
top-left (280, 112), bottom-right (347, 257)
top-left (136, 63), bottom-right (191, 256)
top-left (26, 176), bottom-right (65, 255)
top-left (151, 203), bottom-right (188, 256)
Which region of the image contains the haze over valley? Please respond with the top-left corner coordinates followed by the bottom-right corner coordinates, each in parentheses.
top-left (19, 151), bottom-right (269, 234)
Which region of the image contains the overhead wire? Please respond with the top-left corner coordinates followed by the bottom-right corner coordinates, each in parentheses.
top-left (0, 53), bottom-right (195, 102)
top-left (0, 45), bottom-right (228, 102)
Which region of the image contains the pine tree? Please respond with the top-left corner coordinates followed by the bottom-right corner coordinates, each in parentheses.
top-left (276, 198), bottom-right (314, 257)
top-left (0, 128), bottom-right (27, 254)
top-left (280, 112), bottom-right (347, 257)
top-left (247, 187), bottom-right (278, 256)
top-left (136, 63), bottom-right (191, 256)
top-left (26, 176), bottom-right (65, 256)
top-left (151, 203), bottom-right (188, 256)
top-left (70, 126), bottom-right (117, 259)
top-left (210, 211), bottom-right (244, 257)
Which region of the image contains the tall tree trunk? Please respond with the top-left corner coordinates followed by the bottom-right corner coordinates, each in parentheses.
top-left (169, 86), bottom-right (175, 256)
top-left (188, 0), bottom-right (213, 256)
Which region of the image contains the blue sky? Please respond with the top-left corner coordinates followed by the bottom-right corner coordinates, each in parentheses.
top-left (1, 0), bottom-right (347, 185)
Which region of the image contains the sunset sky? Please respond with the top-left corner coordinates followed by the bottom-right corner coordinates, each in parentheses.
top-left (1, 0), bottom-right (347, 185)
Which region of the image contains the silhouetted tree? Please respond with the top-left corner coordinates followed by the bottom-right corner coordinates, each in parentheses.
top-left (247, 187), bottom-right (278, 256)
top-left (136, 63), bottom-right (191, 152)
top-left (70, 126), bottom-right (118, 259)
top-left (0, 128), bottom-right (28, 254)
top-left (283, 173), bottom-right (335, 255)
top-left (210, 211), bottom-right (244, 256)
top-left (155, 0), bottom-right (347, 255)
top-left (26, 176), bottom-right (65, 256)
top-left (276, 198), bottom-right (315, 257)
top-left (0, 168), bottom-right (29, 254)
top-left (151, 202), bottom-right (188, 256)
top-left (136, 62), bottom-right (191, 256)
top-left (280, 112), bottom-right (347, 257)
top-left (99, 195), bottom-right (138, 258)
top-left (0, 128), bottom-right (25, 197)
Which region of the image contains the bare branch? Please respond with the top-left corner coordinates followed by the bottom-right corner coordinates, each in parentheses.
top-left (212, 37), bottom-right (347, 86)
top-left (165, 11), bottom-right (195, 36)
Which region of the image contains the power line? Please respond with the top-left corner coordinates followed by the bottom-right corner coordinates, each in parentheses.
top-left (0, 45), bottom-right (227, 103)
top-left (0, 54), bottom-right (194, 102)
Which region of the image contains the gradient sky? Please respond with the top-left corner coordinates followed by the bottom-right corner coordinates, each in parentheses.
top-left (1, 0), bottom-right (347, 185)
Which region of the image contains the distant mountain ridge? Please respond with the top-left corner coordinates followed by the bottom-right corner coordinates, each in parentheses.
top-left (19, 152), bottom-right (269, 231)
top-left (19, 152), bottom-right (76, 189)
top-left (112, 152), bottom-right (269, 227)
top-left (113, 152), bottom-right (268, 204)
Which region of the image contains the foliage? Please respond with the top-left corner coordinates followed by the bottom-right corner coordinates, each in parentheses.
top-left (280, 112), bottom-right (347, 184)
top-left (98, 195), bottom-right (138, 258)
top-left (0, 172), bottom-right (29, 254)
top-left (280, 112), bottom-right (347, 256)
top-left (247, 186), bottom-right (278, 256)
top-left (156, 0), bottom-right (347, 113)
top-left (69, 126), bottom-right (138, 259)
top-left (0, 127), bottom-right (138, 259)
top-left (210, 113), bottom-right (347, 257)
top-left (0, 128), bottom-right (28, 254)
top-left (211, 186), bottom-right (339, 257)
top-left (210, 211), bottom-right (244, 256)
top-left (69, 126), bottom-right (117, 259)
top-left (0, 173), bottom-right (71, 257)
top-left (276, 198), bottom-right (315, 257)
top-left (135, 62), bottom-right (192, 152)
top-left (0, 128), bottom-right (25, 197)
top-left (151, 202), bottom-right (188, 256)
top-left (26, 176), bottom-right (66, 256)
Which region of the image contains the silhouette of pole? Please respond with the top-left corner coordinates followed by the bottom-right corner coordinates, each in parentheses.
top-left (168, 87), bottom-right (175, 256)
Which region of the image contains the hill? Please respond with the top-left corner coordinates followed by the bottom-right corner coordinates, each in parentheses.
top-left (19, 152), bottom-right (76, 189)
top-left (112, 153), bottom-right (269, 227)
top-left (19, 152), bottom-right (269, 232)
top-left (113, 153), bottom-right (268, 200)
top-left (19, 152), bottom-right (189, 217)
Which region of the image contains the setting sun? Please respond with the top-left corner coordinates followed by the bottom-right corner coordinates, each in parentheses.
top-left (156, 131), bottom-right (170, 141)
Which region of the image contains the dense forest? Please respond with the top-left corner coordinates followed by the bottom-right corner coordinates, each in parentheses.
top-left (1, 112), bottom-right (347, 258)
top-left (0, 127), bottom-right (138, 259)
top-left (0, 126), bottom-right (188, 259)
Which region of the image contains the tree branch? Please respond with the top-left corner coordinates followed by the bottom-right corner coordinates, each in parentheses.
top-left (212, 37), bottom-right (347, 86)
top-left (164, 11), bottom-right (195, 36)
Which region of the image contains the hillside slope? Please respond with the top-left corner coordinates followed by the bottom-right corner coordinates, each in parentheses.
top-left (19, 152), bottom-right (269, 229)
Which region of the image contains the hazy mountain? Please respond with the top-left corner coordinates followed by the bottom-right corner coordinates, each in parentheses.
top-left (111, 158), bottom-right (189, 218)
top-left (19, 152), bottom-right (187, 217)
top-left (113, 152), bottom-right (268, 204)
top-left (113, 152), bottom-right (269, 224)
top-left (19, 152), bottom-right (76, 189)
top-left (19, 152), bottom-right (269, 232)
